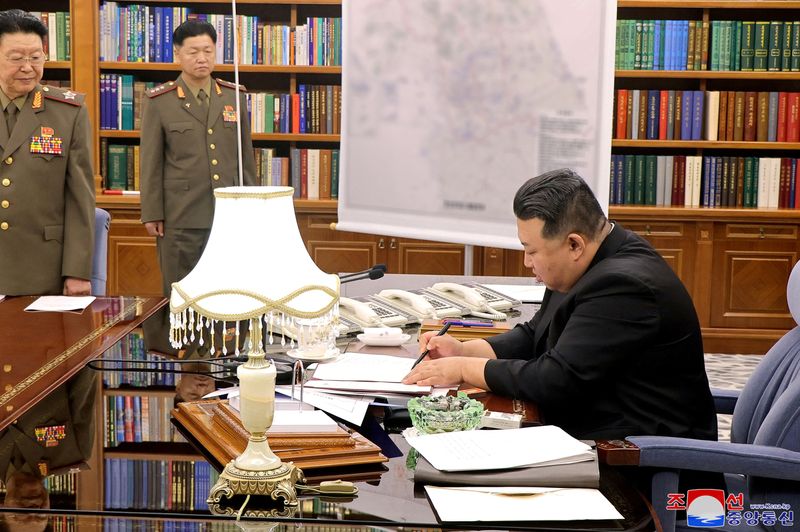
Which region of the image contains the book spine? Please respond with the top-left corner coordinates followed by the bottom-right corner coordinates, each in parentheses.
top-left (691, 90), bottom-right (704, 141)
top-left (647, 90), bottom-right (659, 139)
top-left (741, 21), bottom-right (755, 71)
top-left (788, 92), bottom-right (800, 143)
top-left (768, 21), bottom-right (783, 71)
top-left (754, 21), bottom-right (770, 71)
top-left (782, 21), bottom-right (793, 71)
top-left (756, 91), bottom-right (769, 142)
top-left (743, 91), bottom-right (757, 142)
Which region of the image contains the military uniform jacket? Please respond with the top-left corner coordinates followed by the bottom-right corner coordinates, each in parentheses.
top-left (139, 77), bottom-right (257, 229)
top-left (0, 85), bottom-right (95, 296)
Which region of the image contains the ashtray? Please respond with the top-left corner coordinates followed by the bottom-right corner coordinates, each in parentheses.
top-left (407, 392), bottom-right (484, 434)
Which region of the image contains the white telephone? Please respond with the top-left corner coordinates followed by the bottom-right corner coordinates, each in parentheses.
top-left (428, 282), bottom-right (520, 320)
top-left (338, 296), bottom-right (410, 328)
top-left (373, 288), bottom-right (467, 319)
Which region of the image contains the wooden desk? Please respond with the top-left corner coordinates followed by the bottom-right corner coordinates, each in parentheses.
top-left (0, 296), bottom-right (164, 430)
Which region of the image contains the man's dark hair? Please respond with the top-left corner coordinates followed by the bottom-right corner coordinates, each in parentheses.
top-left (513, 168), bottom-right (607, 240)
top-left (0, 10), bottom-right (47, 41)
top-left (173, 19), bottom-right (217, 46)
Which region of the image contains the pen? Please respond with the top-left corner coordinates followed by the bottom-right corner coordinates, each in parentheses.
top-left (411, 321), bottom-right (452, 369)
top-left (442, 319), bottom-right (495, 327)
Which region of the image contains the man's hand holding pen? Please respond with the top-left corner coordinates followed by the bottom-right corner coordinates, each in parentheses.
top-left (403, 325), bottom-right (490, 388)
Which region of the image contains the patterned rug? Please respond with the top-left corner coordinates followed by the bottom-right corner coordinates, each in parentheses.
top-left (704, 353), bottom-right (762, 442)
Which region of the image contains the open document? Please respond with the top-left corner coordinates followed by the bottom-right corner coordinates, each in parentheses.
top-left (425, 486), bottom-right (623, 522)
top-left (405, 425), bottom-right (592, 472)
top-left (310, 352), bottom-right (414, 382)
top-left (306, 352), bottom-right (432, 397)
top-left (24, 296), bottom-right (96, 312)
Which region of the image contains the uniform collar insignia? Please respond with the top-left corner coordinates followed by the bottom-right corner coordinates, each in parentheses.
top-left (214, 81), bottom-right (222, 96)
top-left (31, 91), bottom-right (43, 109)
top-left (176, 85), bottom-right (186, 99)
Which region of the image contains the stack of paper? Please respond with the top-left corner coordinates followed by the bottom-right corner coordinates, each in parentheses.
top-left (405, 425), bottom-right (593, 472)
top-left (306, 352), bottom-right (433, 396)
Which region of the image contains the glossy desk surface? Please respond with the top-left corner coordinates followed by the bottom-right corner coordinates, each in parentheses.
top-left (0, 277), bottom-right (655, 531)
top-left (0, 296), bottom-right (164, 431)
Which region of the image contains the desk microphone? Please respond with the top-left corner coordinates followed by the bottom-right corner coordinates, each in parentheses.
top-left (338, 264), bottom-right (387, 283)
top-left (339, 268), bottom-right (385, 284)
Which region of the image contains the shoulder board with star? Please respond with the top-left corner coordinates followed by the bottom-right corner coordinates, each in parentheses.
top-left (147, 81), bottom-right (179, 98)
top-left (41, 86), bottom-right (84, 106)
top-left (216, 78), bottom-right (247, 92)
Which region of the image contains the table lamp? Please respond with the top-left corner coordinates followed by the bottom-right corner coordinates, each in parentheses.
top-left (170, 186), bottom-right (340, 506)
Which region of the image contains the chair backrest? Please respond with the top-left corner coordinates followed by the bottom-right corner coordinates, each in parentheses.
top-left (731, 260), bottom-right (800, 449)
top-left (92, 208), bottom-right (111, 296)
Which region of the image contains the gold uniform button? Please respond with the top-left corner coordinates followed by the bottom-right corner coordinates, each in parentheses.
top-left (0, 222), bottom-right (8, 230)
top-left (1, 178), bottom-right (9, 187)
top-left (209, 143), bottom-right (216, 150)
top-left (212, 174), bottom-right (220, 181)
top-left (4, 157), bottom-right (12, 165)
top-left (207, 128), bottom-right (213, 135)
top-left (211, 159), bottom-right (218, 166)
top-left (1, 200), bottom-right (8, 208)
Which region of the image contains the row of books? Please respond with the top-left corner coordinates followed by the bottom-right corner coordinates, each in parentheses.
top-left (31, 12), bottom-right (71, 61)
top-left (99, 3), bottom-right (342, 66)
top-left (104, 394), bottom-right (180, 446)
top-left (100, 142), bottom-right (339, 195)
top-left (103, 520), bottom-right (241, 532)
top-left (616, 19), bottom-right (800, 71)
top-left (101, 331), bottom-right (179, 388)
top-left (290, 148), bottom-right (340, 200)
top-left (104, 458), bottom-right (217, 512)
top-left (246, 84), bottom-right (342, 135)
top-left (614, 89), bottom-right (800, 142)
top-left (98, 74), bottom-right (341, 136)
top-left (99, 75), bottom-right (155, 130)
top-left (609, 154), bottom-right (800, 209)
top-left (615, 19), bottom-right (708, 71)
top-left (102, 142), bottom-right (140, 192)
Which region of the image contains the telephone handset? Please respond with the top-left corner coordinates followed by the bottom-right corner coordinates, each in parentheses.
top-left (338, 296), bottom-right (409, 328)
top-left (429, 282), bottom-right (513, 320)
top-left (374, 288), bottom-right (467, 319)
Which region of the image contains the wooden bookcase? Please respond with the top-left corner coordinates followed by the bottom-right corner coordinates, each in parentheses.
top-left (605, 0), bottom-right (800, 353)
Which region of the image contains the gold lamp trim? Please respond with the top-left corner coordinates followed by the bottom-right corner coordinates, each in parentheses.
top-left (214, 188), bottom-right (293, 200)
top-left (170, 284), bottom-right (339, 321)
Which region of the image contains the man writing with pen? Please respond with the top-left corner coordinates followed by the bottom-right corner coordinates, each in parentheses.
top-left (403, 168), bottom-right (717, 442)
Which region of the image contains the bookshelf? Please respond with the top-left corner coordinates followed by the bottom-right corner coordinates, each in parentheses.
top-left (607, 0), bottom-right (800, 353)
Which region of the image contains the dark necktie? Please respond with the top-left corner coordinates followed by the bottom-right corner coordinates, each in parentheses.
top-left (197, 89), bottom-right (208, 118)
top-left (5, 103), bottom-right (17, 137)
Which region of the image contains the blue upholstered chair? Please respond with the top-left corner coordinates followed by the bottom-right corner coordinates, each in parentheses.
top-left (92, 208), bottom-right (111, 296)
top-left (626, 260), bottom-right (800, 531)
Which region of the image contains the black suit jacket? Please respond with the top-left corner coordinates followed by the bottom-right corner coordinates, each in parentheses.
top-left (485, 224), bottom-right (717, 441)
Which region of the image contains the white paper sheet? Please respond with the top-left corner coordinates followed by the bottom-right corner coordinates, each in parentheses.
top-left (310, 352), bottom-right (414, 382)
top-left (275, 385), bottom-right (373, 426)
top-left (481, 284), bottom-right (546, 303)
top-left (405, 425), bottom-right (592, 472)
top-left (24, 295), bottom-right (96, 312)
top-left (425, 486), bottom-right (623, 521)
top-left (305, 379), bottom-right (431, 395)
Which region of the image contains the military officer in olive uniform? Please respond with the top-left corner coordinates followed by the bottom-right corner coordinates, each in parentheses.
top-left (140, 19), bottom-right (256, 354)
top-left (0, 10), bottom-right (94, 296)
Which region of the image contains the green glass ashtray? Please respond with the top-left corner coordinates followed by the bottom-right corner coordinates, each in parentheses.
top-left (407, 392), bottom-right (484, 434)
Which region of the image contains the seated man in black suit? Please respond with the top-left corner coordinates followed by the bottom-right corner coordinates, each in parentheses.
top-left (404, 168), bottom-right (717, 441)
